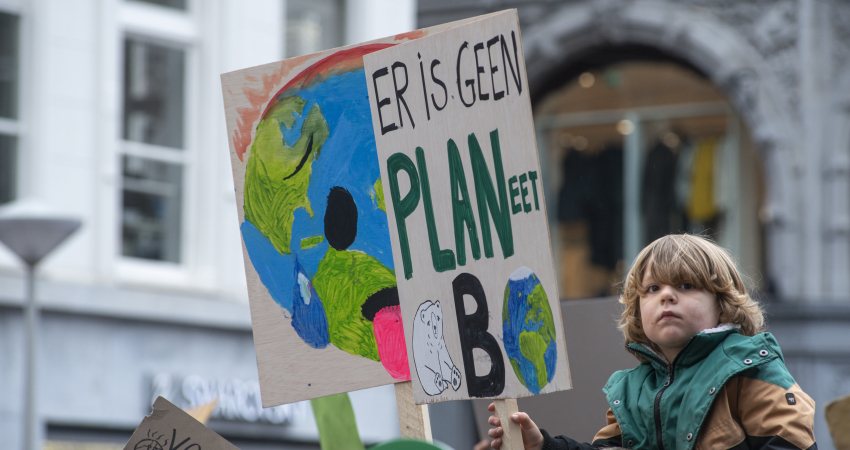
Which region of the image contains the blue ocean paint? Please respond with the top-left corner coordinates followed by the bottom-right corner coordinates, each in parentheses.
top-left (291, 257), bottom-right (330, 348)
top-left (242, 220), bottom-right (296, 312)
top-left (241, 67), bottom-right (394, 324)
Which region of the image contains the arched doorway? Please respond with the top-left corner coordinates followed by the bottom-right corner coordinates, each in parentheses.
top-left (522, 1), bottom-right (800, 298)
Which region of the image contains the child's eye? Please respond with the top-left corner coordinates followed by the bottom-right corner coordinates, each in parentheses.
top-left (646, 284), bottom-right (660, 293)
top-left (679, 283), bottom-right (694, 290)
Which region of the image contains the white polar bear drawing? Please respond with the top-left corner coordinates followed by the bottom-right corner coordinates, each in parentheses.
top-left (412, 300), bottom-right (462, 396)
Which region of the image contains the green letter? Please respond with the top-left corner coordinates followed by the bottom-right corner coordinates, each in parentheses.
top-left (448, 139), bottom-right (481, 266)
top-left (508, 175), bottom-right (521, 214)
top-left (519, 172), bottom-right (531, 213)
top-left (416, 147), bottom-right (456, 272)
top-left (387, 152), bottom-right (420, 279)
top-left (469, 129), bottom-right (514, 258)
top-left (528, 171), bottom-right (540, 210)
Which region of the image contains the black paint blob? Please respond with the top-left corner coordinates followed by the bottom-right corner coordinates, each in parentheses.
top-left (361, 286), bottom-right (400, 321)
top-left (325, 186), bottom-right (358, 250)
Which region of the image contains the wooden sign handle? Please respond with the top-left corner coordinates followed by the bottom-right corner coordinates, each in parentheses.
top-left (394, 381), bottom-right (432, 441)
top-left (494, 398), bottom-right (523, 450)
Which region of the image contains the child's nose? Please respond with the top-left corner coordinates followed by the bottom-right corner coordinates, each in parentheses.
top-left (659, 285), bottom-right (677, 302)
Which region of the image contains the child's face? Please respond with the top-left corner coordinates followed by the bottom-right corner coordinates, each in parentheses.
top-left (639, 266), bottom-right (721, 362)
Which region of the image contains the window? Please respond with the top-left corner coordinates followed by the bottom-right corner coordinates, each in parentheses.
top-left (0, 11), bottom-right (20, 204)
top-left (285, 0), bottom-right (344, 57)
top-left (122, 38), bottom-right (185, 147)
top-left (120, 37), bottom-right (186, 263)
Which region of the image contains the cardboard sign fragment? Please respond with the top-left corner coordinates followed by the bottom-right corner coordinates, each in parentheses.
top-left (123, 396), bottom-right (238, 450)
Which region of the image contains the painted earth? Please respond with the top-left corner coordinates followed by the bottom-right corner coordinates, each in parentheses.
top-left (240, 47), bottom-right (409, 380)
top-left (502, 267), bottom-right (557, 394)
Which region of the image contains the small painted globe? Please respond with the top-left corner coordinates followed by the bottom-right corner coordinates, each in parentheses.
top-left (501, 267), bottom-right (557, 394)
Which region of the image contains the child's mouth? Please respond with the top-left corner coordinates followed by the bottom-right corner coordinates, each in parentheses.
top-left (659, 311), bottom-right (680, 321)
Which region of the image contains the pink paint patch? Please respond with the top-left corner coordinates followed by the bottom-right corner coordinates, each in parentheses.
top-left (373, 305), bottom-right (410, 381)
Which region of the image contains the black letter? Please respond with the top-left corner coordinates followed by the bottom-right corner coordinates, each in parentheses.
top-left (430, 59), bottom-right (448, 111)
top-left (487, 36), bottom-right (504, 100)
top-left (473, 42), bottom-right (489, 101)
top-left (168, 429), bottom-right (192, 450)
top-left (391, 62), bottom-right (415, 129)
top-left (372, 67), bottom-right (397, 135)
top-left (500, 32), bottom-right (522, 96)
top-left (453, 273), bottom-right (505, 397)
top-left (456, 42), bottom-right (475, 107)
top-left (418, 53), bottom-right (431, 120)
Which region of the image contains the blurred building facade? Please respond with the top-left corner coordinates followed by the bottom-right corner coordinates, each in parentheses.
top-left (3, 0), bottom-right (850, 449)
top-left (0, 0), bottom-right (416, 449)
top-left (418, 1), bottom-right (850, 448)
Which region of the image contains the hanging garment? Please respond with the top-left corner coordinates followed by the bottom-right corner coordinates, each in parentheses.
top-left (641, 141), bottom-right (679, 242)
top-left (557, 147), bottom-right (595, 223)
top-left (588, 143), bottom-right (623, 270)
top-left (687, 138), bottom-right (719, 223)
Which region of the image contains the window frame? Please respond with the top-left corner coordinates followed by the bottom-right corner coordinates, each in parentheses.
top-left (112, 0), bottom-right (203, 288)
top-left (0, 5), bottom-right (23, 205)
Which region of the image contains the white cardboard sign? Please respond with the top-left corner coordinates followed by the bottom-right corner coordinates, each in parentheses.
top-left (364, 10), bottom-right (572, 403)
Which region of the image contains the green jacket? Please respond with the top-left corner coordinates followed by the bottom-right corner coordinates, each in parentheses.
top-left (602, 328), bottom-right (815, 449)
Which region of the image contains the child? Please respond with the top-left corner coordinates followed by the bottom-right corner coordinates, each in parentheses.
top-left (486, 234), bottom-right (817, 450)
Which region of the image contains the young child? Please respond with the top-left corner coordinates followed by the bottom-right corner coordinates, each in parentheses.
top-left (486, 234), bottom-right (817, 450)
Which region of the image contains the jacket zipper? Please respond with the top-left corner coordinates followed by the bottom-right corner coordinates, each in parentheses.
top-left (654, 363), bottom-right (675, 450)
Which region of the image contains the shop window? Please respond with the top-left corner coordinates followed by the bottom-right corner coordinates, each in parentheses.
top-left (120, 37), bottom-right (186, 263)
top-left (537, 61), bottom-right (764, 299)
top-left (0, 11), bottom-right (19, 204)
top-left (285, 0), bottom-right (344, 57)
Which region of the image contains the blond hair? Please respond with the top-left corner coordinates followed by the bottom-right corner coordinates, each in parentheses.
top-left (619, 234), bottom-right (764, 347)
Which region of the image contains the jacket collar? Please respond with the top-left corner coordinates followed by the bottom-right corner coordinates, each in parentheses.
top-left (627, 324), bottom-right (741, 370)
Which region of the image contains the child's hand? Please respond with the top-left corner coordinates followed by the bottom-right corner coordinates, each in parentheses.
top-left (472, 439), bottom-right (490, 450)
top-left (485, 402), bottom-right (544, 450)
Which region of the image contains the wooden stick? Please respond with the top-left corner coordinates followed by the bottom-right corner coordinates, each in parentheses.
top-left (394, 381), bottom-right (432, 441)
top-left (494, 398), bottom-right (523, 450)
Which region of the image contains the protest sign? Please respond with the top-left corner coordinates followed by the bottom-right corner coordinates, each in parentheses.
top-left (123, 396), bottom-right (238, 450)
top-left (221, 15), bottom-right (485, 408)
top-left (364, 10), bottom-right (571, 404)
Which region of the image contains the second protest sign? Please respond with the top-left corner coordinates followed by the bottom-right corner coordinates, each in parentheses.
top-left (365, 10), bottom-right (571, 404)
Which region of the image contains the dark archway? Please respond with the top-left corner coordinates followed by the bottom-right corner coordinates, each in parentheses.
top-left (522, 0), bottom-right (800, 297)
